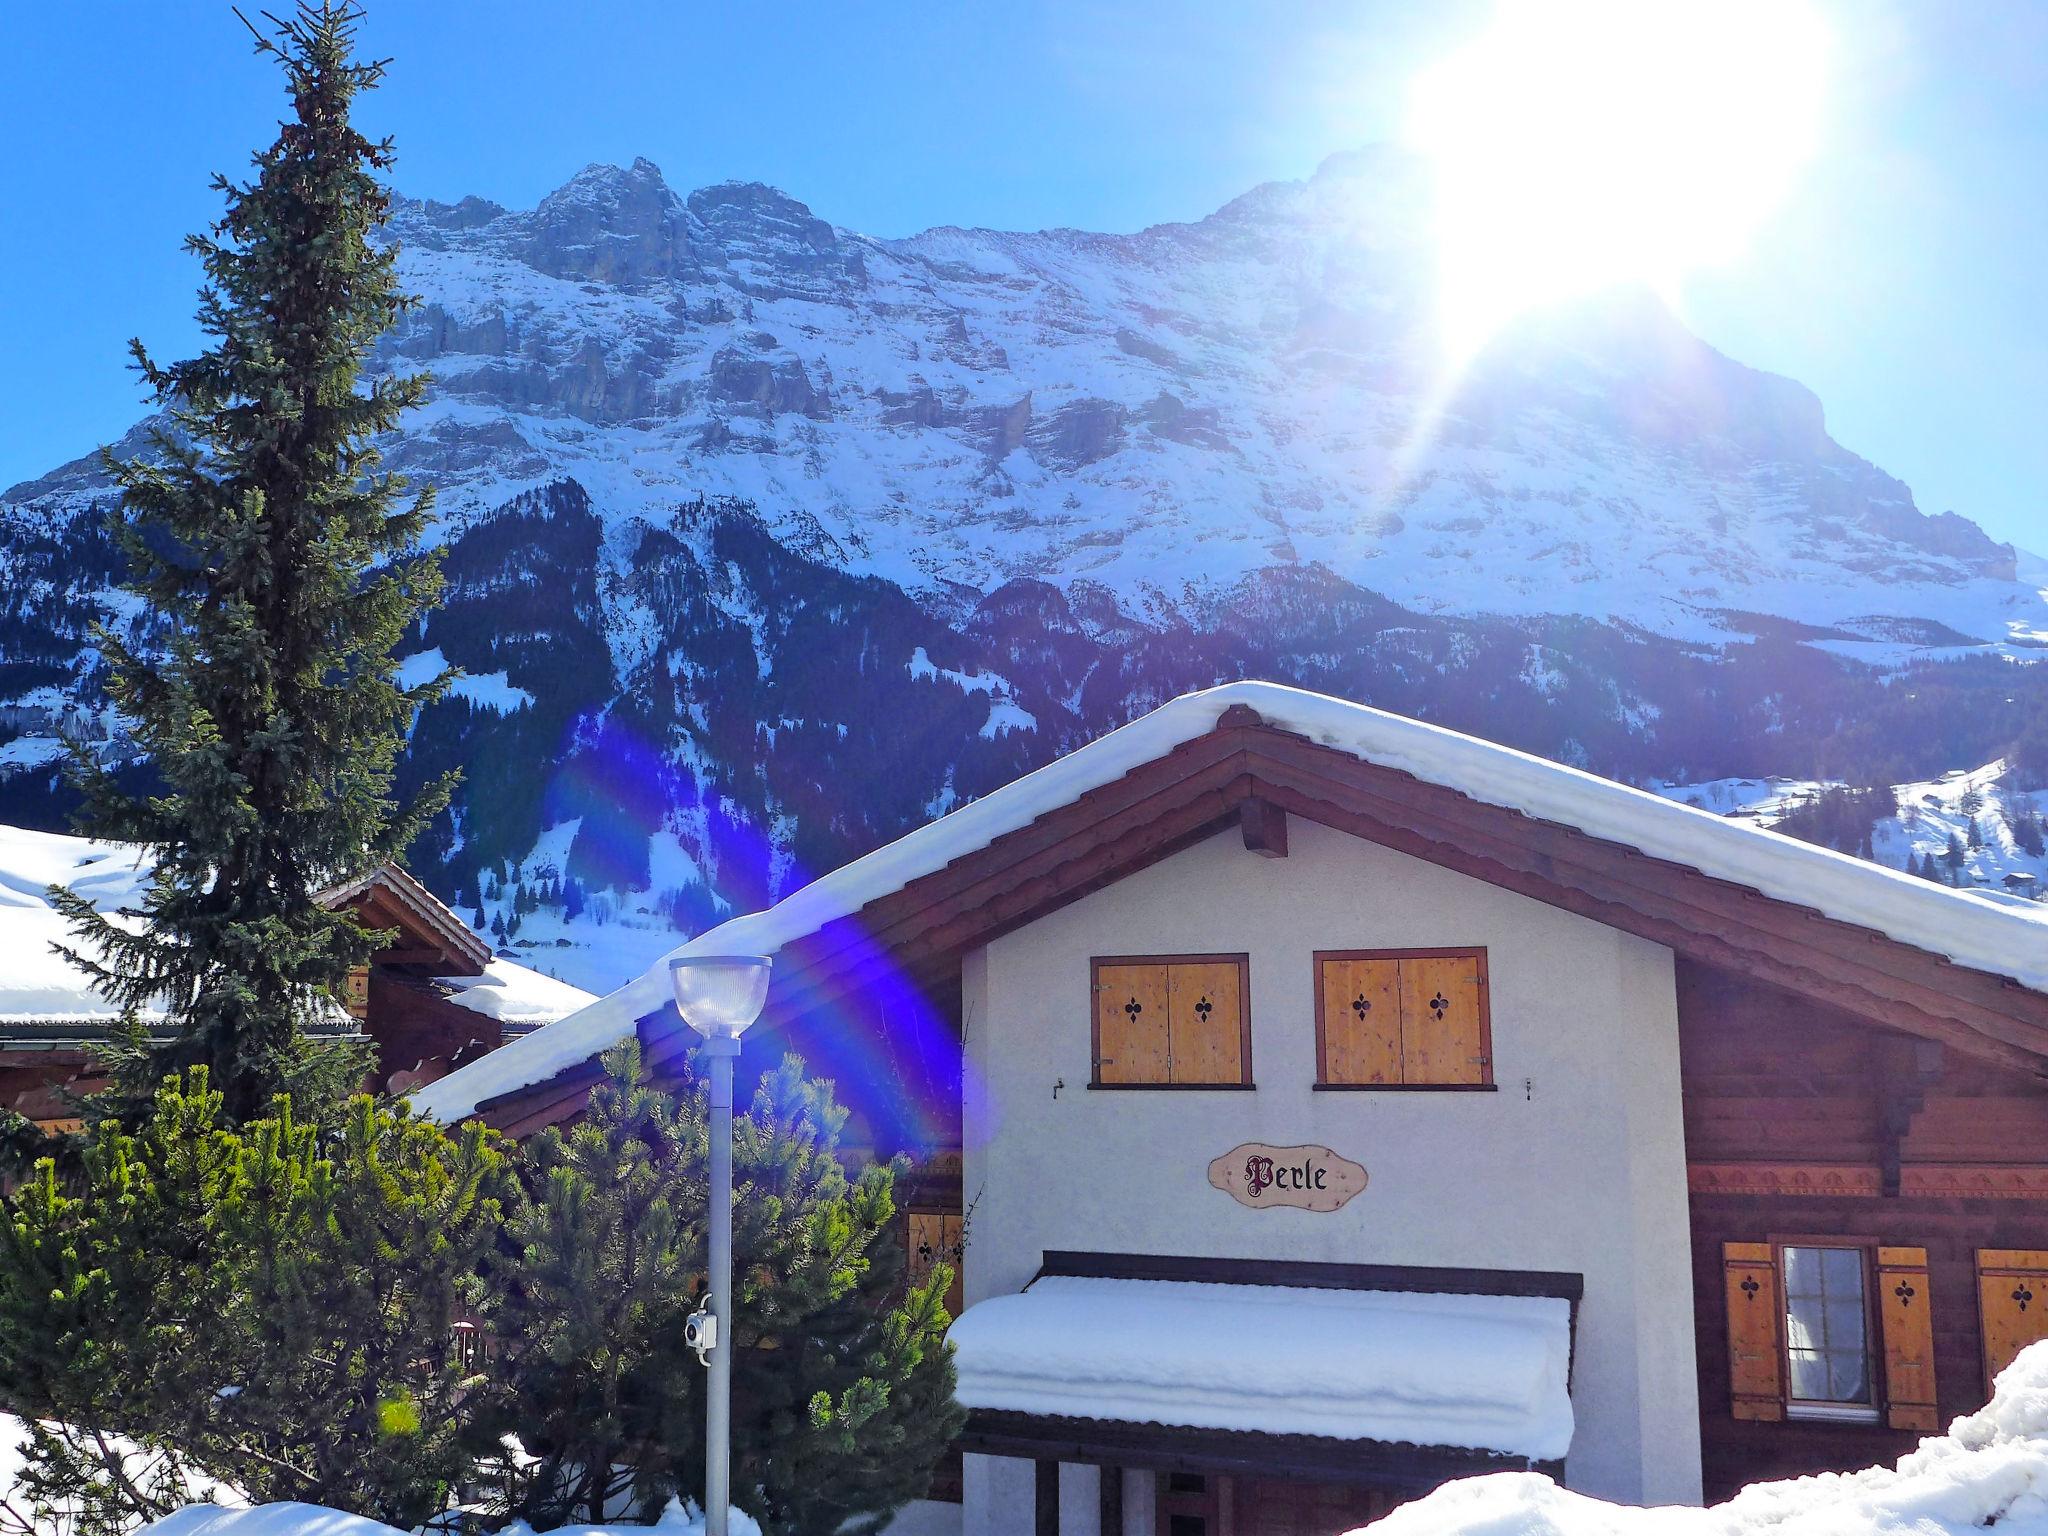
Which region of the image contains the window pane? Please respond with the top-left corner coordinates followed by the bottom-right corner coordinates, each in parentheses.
top-left (1825, 1296), bottom-right (1867, 1352)
top-left (1787, 1350), bottom-right (1833, 1400)
top-left (1822, 1246), bottom-right (1865, 1295)
top-left (1782, 1246), bottom-right (1871, 1406)
top-left (1827, 1349), bottom-right (1871, 1405)
top-left (1785, 1306), bottom-right (1820, 1352)
top-left (1784, 1247), bottom-right (1825, 1297)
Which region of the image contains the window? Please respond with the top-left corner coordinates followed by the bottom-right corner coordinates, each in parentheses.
top-left (1977, 1249), bottom-right (2048, 1392)
top-left (1782, 1244), bottom-right (1878, 1421)
top-left (1314, 949), bottom-right (1491, 1087)
top-left (1721, 1240), bottom-right (1937, 1430)
top-left (1091, 955), bottom-right (1250, 1088)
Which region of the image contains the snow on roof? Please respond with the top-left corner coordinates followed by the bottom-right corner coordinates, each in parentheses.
top-left (0, 823), bottom-right (579, 1030)
top-left (946, 1274), bottom-right (1574, 1460)
top-left (438, 957), bottom-right (597, 1027)
top-left (411, 680), bottom-right (2048, 1123)
top-left (1375, 1340), bottom-right (2048, 1536)
top-left (0, 823), bottom-right (159, 1023)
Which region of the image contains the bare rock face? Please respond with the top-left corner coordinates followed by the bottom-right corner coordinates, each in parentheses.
top-left (1027, 399), bottom-right (1128, 471)
top-left (707, 349), bottom-right (827, 418)
top-left (527, 158), bottom-right (685, 284)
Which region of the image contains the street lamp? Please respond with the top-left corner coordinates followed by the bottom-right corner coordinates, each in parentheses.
top-left (671, 954), bottom-right (773, 1536)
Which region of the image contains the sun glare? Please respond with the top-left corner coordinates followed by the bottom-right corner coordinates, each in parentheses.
top-left (1407, 0), bottom-right (1831, 361)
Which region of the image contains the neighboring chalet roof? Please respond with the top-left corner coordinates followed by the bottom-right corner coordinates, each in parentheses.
top-left (0, 823), bottom-right (590, 1036)
top-left (317, 862), bottom-right (492, 977)
top-left (413, 681), bottom-right (2048, 1128)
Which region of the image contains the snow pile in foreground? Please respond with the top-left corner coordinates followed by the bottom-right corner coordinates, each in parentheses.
top-left (1372, 1341), bottom-right (2048, 1536)
top-left (144, 1505), bottom-right (391, 1536)
top-left (140, 1499), bottom-right (762, 1536)
top-left (948, 1275), bottom-right (1574, 1460)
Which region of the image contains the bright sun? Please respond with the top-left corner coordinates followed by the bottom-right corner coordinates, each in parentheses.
top-left (1406, 0), bottom-right (1832, 361)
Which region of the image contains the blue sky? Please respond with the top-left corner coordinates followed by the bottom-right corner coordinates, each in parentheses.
top-left (3, 1), bottom-right (2044, 548)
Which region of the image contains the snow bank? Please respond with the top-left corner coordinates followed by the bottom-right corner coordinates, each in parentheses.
top-left (143, 1505), bottom-right (396, 1536)
top-left (1369, 1341), bottom-right (2048, 1536)
top-left (138, 1500), bottom-right (761, 1536)
top-left (497, 1499), bottom-right (763, 1536)
top-left (415, 680), bottom-right (2048, 1123)
top-left (948, 1275), bottom-right (1574, 1461)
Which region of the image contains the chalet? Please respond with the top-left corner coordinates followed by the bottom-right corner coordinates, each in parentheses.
top-left (414, 682), bottom-right (2048, 1536)
top-left (0, 825), bottom-right (594, 1126)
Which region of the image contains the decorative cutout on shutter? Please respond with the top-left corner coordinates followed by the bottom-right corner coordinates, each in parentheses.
top-left (1977, 1249), bottom-right (2048, 1392)
top-left (1724, 1241), bottom-right (1785, 1421)
top-left (1878, 1246), bottom-right (1938, 1430)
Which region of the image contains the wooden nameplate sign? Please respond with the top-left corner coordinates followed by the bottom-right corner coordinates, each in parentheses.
top-left (1208, 1142), bottom-right (1368, 1212)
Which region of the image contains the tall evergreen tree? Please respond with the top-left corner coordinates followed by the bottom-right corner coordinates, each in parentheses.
top-left (52, 2), bottom-right (451, 1120)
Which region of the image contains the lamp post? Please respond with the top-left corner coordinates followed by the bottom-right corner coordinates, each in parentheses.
top-left (670, 954), bottom-right (773, 1536)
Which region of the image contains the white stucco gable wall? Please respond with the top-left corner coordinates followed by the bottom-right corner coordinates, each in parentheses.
top-left (958, 817), bottom-right (1701, 1523)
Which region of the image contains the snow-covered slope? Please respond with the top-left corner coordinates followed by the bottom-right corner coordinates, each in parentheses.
top-left (1654, 761), bottom-right (2048, 905)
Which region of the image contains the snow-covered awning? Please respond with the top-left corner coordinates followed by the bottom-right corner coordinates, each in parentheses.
top-left (947, 1272), bottom-right (1576, 1463)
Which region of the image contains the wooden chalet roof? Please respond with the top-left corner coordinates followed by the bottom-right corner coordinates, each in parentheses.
top-left (417, 684), bottom-right (2048, 1135)
top-left (318, 862), bottom-right (491, 978)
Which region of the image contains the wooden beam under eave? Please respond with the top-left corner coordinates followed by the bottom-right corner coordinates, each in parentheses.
top-left (1240, 797), bottom-right (1289, 857)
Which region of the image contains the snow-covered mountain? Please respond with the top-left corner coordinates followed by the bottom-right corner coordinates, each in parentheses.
top-left (6, 149), bottom-right (2048, 989)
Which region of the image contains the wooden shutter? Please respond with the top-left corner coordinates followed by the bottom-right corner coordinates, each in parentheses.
top-left (343, 963), bottom-right (371, 1020)
top-left (1877, 1246), bottom-right (1939, 1430)
top-left (1318, 957), bottom-right (1401, 1084)
top-left (1977, 1250), bottom-right (2048, 1391)
top-left (1094, 962), bottom-right (1169, 1084)
top-left (907, 1211), bottom-right (965, 1318)
top-left (1724, 1242), bottom-right (1785, 1420)
top-left (1399, 952), bottom-right (1490, 1085)
top-left (1167, 960), bottom-right (1247, 1085)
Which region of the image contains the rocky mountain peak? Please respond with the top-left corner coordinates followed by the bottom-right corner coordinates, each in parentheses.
top-left (526, 158), bottom-right (684, 283)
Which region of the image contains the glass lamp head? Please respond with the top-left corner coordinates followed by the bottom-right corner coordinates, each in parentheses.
top-left (668, 955), bottom-right (773, 1039)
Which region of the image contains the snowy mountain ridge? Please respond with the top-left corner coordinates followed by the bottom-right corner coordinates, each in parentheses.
top-left (13, 148), bottom-right (2041, 651)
